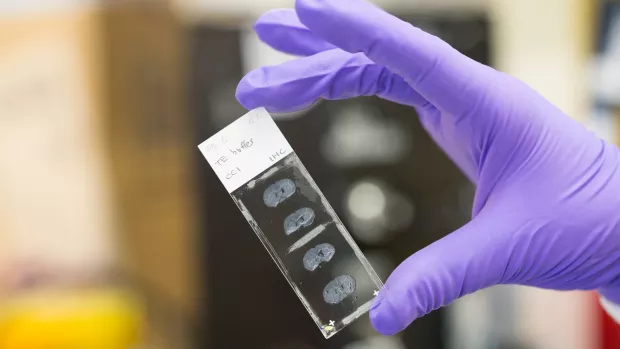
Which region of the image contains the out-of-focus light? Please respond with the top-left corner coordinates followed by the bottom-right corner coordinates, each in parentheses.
top-left (347, 181), bottom-right (386, 221)
top-left (345, 179), bottom-right (415, 245)
top-left (343, 336), bottom-right (406, 349)
top-left (320, 103), bottom-right (411, 167)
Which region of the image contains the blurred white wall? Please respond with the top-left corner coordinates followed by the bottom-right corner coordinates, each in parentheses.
top-left (0, 6), bottom-right (116, 277)
top-left (0, 0), bottom-right (97, 17)
top-left (491, 0), bottom-right (590, 123)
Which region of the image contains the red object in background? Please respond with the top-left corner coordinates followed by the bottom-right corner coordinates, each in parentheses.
top-left (598, 294), bottom-right (620, 349)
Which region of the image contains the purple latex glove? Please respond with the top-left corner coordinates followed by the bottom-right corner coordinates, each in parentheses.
top-left (236, 0), bottom-right (620, 335)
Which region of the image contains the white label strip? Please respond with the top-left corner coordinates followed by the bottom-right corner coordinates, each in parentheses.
top-left (198, 108), bottom-right (293, 193)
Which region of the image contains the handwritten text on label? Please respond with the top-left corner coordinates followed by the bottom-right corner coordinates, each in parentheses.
top-left (269, 148), bottom-right (288, 162)
top-left (226, 167), bottom-right (242, 180)
top-left (230, 138), bottom-right (254, 155)
top-left (198, 108), bottom-right (293, 192)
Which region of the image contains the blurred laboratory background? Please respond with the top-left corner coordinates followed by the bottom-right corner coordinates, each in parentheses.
top-left (1, 0), bottom-right (619, 348)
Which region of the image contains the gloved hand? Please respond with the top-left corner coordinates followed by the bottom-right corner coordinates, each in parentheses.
top-left (235, 0), bottom-right (620, 335)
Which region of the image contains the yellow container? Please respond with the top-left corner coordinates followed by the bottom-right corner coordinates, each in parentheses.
top-left (0, 288), bottom-right (144, 349)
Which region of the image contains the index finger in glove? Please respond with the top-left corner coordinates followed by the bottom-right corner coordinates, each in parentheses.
top-left (255, 9), bottom-right (338, 56)
top-left (295, 0), bottom-right (494, 115)
top-left (236, 49), bottom-right (431, 113)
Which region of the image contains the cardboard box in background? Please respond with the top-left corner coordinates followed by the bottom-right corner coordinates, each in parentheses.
top-left (100, 2), bottom-right (200, 348)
